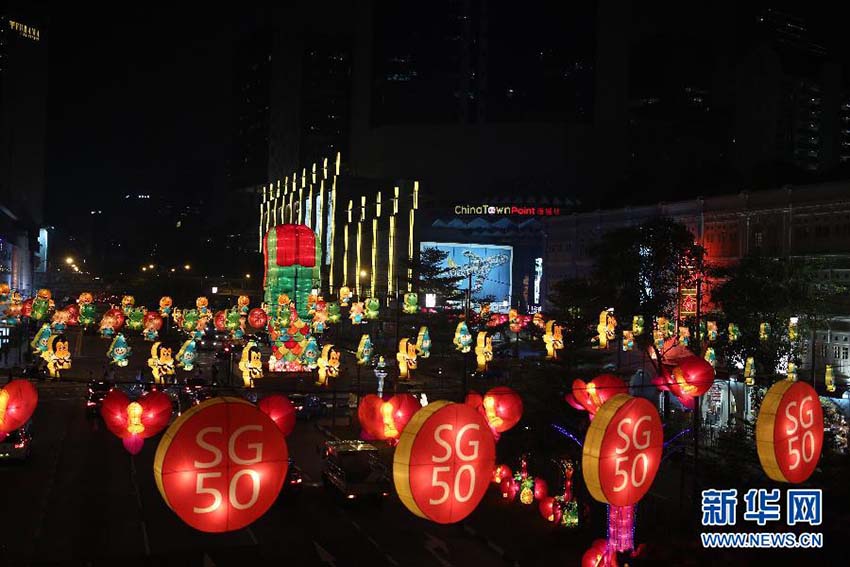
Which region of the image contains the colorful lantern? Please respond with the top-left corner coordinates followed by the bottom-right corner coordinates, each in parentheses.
top-left (678, 327), bottom-right (690, 346)
top-left (479, 303), bottom-right (491, 322)
top-left (582, 394), bottom-right (663, 506)
top-left (226, 309), bottom-right (244, 340)
top-left (326, 302), bottom-right (341, 323)
top-left (181, 309), bottom-right (199, 333)
top-left (257, 395), bottom-right (296, 437)
top-left (374, 356), bottom-right (388, 397)
top-left (704, 347), bottom-right (716, 367)
top-left (148, 342), bottom-right (175, 384)
top-left (622, 330), bottom-right (634, 352)
top-left (596, 309), bottom-right (616, 349)
top-left (63, 303), bottom-right (80, 327)
top-left (567, 374), bottom-right (628, 419)
top-left (302, 337), bottom-right (320, 370)
top-left (656, 316), bottom-right (673, 339)
top-left (42, 335), bottom-right (71, 379)
top-left (632, 315), bottom-right (644, 336)
top-left (0, 283), bottom-right (8, 303)
top-left (744, 357), bottom-right (756, 386)
top-left (581, 539), bottom-right (611, 567)
top-left (247, 307), bottom-right (268, 330)
top-left (159, 296), bottom-right (173, 318)
top-left (707, 321), bottom-right (718, 342)
top-left (356, 334), bottom-right (374, 365)
top-left (311, 301), bottom-right (328, 334)
top-left (196, 296), bottom-right (210, 317)
top-left (759, 322), bottom-right (771, 342)
top-left (101, 389), bottom-right (172, 455)
top-left (339, 286), bottom-right (352, 306)
top-left (263, 224), bottom-right (320, 316)
top-left (176, 339), bottom-right (198, 371)
top-left (30, 323), bottom-right (51, 356)
top-left (213, 310), bottom-right (227, 332)
top-left (532, 312), bottom-right (545, 329)
top-left (397, 338), bottom-right (418, 380)
top-left (668, 355), bottom-right (715, 398)
top-left (474, 332), bottom-right (493, 372)
top-left (544, 320), bottom-right (564, 359)
top-left (728, 322), bottom-right (740, 342)
top-left (786, 361), bottom-right (797, 382)
top-left (143, 311), bottom-right (163, 341)
top-left (509, 308), bottom-right (522, 334)
top-left (20, 297), bottom-right (33, 319)
top-left (492, 464), bottom-right (513, 484)
top-left (500, 476), bottom-right (519, 500)
top-left (316, 344), bottom-right (340, 386)
top-left (237, 295), bottom-right (250, 315)
top-left (50, 309), bottom-right (70, 334)
top-left (0, 380), bottom-right (38, 441)
top-left (121, 295), bottom-right (135, 316)
top-left (107, 333), bottom-right (132, 367)
top-left (154, 397), bottom-right (288, 532)
top-left (481, 386), bottom-right (523, 435)
top-left (825, 365), bottom-right (835, 393)
top-left (416, 326), bottom-right (431, 358)
top-left (3, 290), bottom-right (23, 322)
top-left (126, 307), bottom-right (146, 331)
top-left (788, 317), bottom-right (799, 341)
top-left (239, 342), bottom-right (264, 387)
top-left (393, 401), bottom-right (496, 524)
top-left (31, 289), bottom-right (52, 321)
top-left (349, 302), bottom-right (365, 325)
top-left (358, 393), bottom-right (420, 441)
top-left (756, 381), bottom-right (823, 483)
top-left (453, 322), bottom-right (472, 353)
top-left (403, 292), bottom-right (418, 314)
top-left (364, 297), bottom-right (380, 320)
top-left (100, 307), bottom-right (125, 338)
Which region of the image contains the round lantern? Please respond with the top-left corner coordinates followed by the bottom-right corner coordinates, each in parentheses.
top-left (257, 395), bottom-right (296, 437)
top-left (582, 539), bottom-right (610, 567)
top-left (143, 310), bottom-right (163, 328)
top-left (0, 379), bottom-right (39, 439)
top-left (670, 355), bottom-right (715, 398)
top-left (756, 381), bottom-right (823, 483)
top-left (500, 477), bottom-right (519, 500)
top-left (154, 397), bottom-right (288, 532)
top-left (533, 478), bottom-right (549, 500)
top-left (21, 298), bottom-right (33, 318)
top-left (247, 308), bottom-right (268, 330)
top-left (492, 464), bottom-right (512, 484)
top-left (213, 310), bottom-right (227, 331)
top-left (64, 304), bottom-right (80, 326)
top-left (582, 394), bottom-right (663, 506)
top-left (101, 389), bottom-right (173, 454)
top-left (358, 393), bottom-right (420, 441)
top-left (481, 387), bottom-right (523, 434)
top-left (393, 401), bottom-right (496, 524)
top-left (104, 307), bottom-right (125, 330)
top-left (538, 496), bottom-right (562, 524)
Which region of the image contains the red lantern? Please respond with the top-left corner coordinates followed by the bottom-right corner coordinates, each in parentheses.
top-left (464, 391), bottom-right (483, 413)
top-left (64, 304), bottom-right (80, 326)
top-left (481, 386), bottom-right (523, 434)
top-left (570, 374), bottom-right (628, 418)
top-left (582, 539), bottom-right (614, 567)
top-left (393, 401), bottom-right (496, 524)
top-left (358, 393), bottom-right (420, 441)
top-left (0, 380), bottom-right (38, 440)
top-left (533, 477), bottom-right (549, 500)
top-left (21, 298), bottom-right (33, 318)
top-left (104, 307), bottom-right (125, 330)
top-left (257, 395), bottom-right (296, 437)
top-left (756, 381), bottom-right (823, 483)
top-left (143, 311), bottom-right (163, 331)
top-left (101, 389), bottom-right (173, 455)
top-left (213, 310), bottom-right (227, 331)
top-left (670, 355), bottom-right (715, 398)
top-left (500, 477), bottom-right (519, 500)
top-left (247, 308), bottom-right (268, 330)
top-left (154, 397), bottom-right (288, 532)
top-left (492, 464), bottom-right (512, 484)
top-left (582, 394), bottom-right (663, 506)
top-left (538, 496), bottom-right (562, 524)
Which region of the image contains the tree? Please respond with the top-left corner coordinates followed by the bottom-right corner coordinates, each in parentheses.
top-left (415, 247), bottom-right (465, 303)
top-left (547, 278), bottom-right (599, 349)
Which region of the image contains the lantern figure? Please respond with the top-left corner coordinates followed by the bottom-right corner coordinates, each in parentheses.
top-left (515, 456), bottom-right (536, 505)
top-left (239, 342), bottom-right (264, 387)
top-left (632, 315), bottom-right (644, 336)
top-left (453, 322), bottom-right (472, 353)
top-left (356, 334), bottom-right (374, 365)
top-left (415, 326), bottom-right (431, 358)
top-left (492, 464), bottom-right (513, 484)
top-left (500, 477), bottom-right (519, 500)
top-left (63, 303), bottom-right (80, 327)
top-left (176, 339), bottom-right (198, 371)
top-left (567, 374), bottom-right (628, 419)
top-left (107, 333), bottom-right (132, 367)
top-left (707, 321), bottom-right (718, 342)
top-left (652, 329), bottom-right (664, 352)
top-left (143, 311), bottom-right (163, 341)
top-left (364, 297), bottom-right (380, 320)
top-left (759, 322), bottom-right (771, 342)
top-left (349, 302), bottom-right (365, 325)
top-left (51, 309), bottom-right (71, 334)
top-left (263, 224), bottom-right (320, 316)
top-left (148, 342), bottom-right (175, 384)
top-left (474, 332), bottom-right (493, 372)
top-left (30, 323), bottom-right (52, 356)
top-left (31, 289), bottom-right (52, 321)
top-left (374, 356), bottom-right (388, 397)
top-left (3, 290), bottom-right (23, 323)
top-left (311, 301), bottom-right (328, 334)
top-left (596, 309), bottom-right (616, 349)
top-left (121, 295), bottom-right (135, 316)
top-left (327, 301), bottom-right (341, 323)
top-left (669, 355), bottom-right (714, 398)
top-left (532, 312), bottom-right (545, 329)
top-left (622, 331), bottom-right (634, 352)
top-left (339, 286), bottom-right (352, 306)
top-left (159, 296), bottom-right (173, 318)
top-left (301, 337), bottom-right (320, 370)
top-left (539, 496), bottom-right (562, 523)
top-left (237, 295), bottom-right (250, 315)
top-left (358, 393), bottom-right (420, 441)
top-left (656, 316), bottom-right (673, 339)
top-left (786, 361), bottom-right (797, 382)
top-left (678, 327), bottom-right (690, 347)
top-left (126, 307), bottom-right (146, 332)
top-left (42, 335), bottom-right (71, 379)
top-left (479, 303), bottom-right (491, 322)
top-left (0, 282), bottom-right (8, 303)
top-left (397, 338), bottom-right (418, 380)
top-left (257, 394), bottom-right (296, 437)
top-left (825, 365), bottom-right (835, 393)
top-left (196, 296), bottom-right (210, 318)
top-left (744, 357), bottom-right (756, 386)
top-left (0, 380), bottom-right (38, 440)
top-left (21, 297), bottom-right (33, 319)
top-left (534, 478), bottom-right (549, 500)
top-left (316, 344), bottom-right (340, 386)
top-left (402, 292), bottom-right (419, 314)
top-left (213, 310), bottom-right (228, 332)
top-left (508, 308), bottom-right (522, 334)
top-left (226, 309), bottom-right (244, 341)
top-left (101, 389), bottom-right (172, 455)
top-left (704, 347), bottom-right (716, 368)
top-left (247, 307), bottom-right (268, 330)
top-left (481, 386), bottom-right (523, 435)
top-left (544, 320), bottom-right (564, 359)
top-left (789, 317), bottom-right (799, 341)
top-left (728, 323), bottom-right (740, 342)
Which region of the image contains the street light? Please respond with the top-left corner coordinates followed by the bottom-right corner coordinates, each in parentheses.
top-left (184, 264), bottom-right (191, 270)
top-left (245, 273), bottom-right (251, 279)
top-left (359, 270), bottom-right (368, 299)
top-left (148, 264), bottom-right (154, 269)
top-left (65, 257), bottom-right (74, 265)
top-left (142, 267), bottom-right (147, 272)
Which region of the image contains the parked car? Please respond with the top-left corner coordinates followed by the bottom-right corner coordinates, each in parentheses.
top-left (0, 421), bottom-right (32, 461)
top-left (320, 440), bottom-right (391, 501)
top-left (86, 381), bottom-right (112, 416)
top-left (289, 393), bottom-right (323, 420)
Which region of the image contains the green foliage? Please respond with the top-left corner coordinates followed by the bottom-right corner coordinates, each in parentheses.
top-left (547, 278), bottom-right (599, 348)
top-left (416, 247), bottom-right (465, 302)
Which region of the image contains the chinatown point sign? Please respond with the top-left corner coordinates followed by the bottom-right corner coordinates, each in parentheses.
top-left (454, 204), bottom-right (562, 217)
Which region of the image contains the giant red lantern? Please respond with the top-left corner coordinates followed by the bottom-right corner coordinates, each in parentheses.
top-left (567, 374), bottom-right (628, 419)
top-left (21, 298), bottom-right (33, 318)
top-left (257, 395), bottom-right (296, 437)
top-left (582, 394), bottom-right (663, 506)
top-left (64, 304), bottom-right (80, 326)
top-left (481, 386), bottom-right (523, 435)
top-left (756, 381), bottom-right (823, 483)
top-left (101, 389), bottom-right (173, 454)
top-left (358, 393), bottom-right (420, 441)
top-left (154, 397), bottom-right (288, 532)
top-left (0, 380), bottom-right (38, 441)
top-left (669, 355), bottom-right (714, 398)
top-left (247, 308), bottom-right (268, 330)
top-left (393, 401), bottom-right (496, 524)
top-left (213, 310), bottom-right (227, 331)
top-left (143, 310), bottom-right (163, 331)
top-left (582, 539), bottom-right (615, 567)
top-left (104, 307), bottom-right (125, 330)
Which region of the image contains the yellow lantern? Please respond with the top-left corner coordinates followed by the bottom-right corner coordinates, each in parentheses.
top-left (788, 317), bottom-right (798, 342)
top-left (339, 286), bottom-right (351, 306)
top-left (316, 344), bottom-right (340, 386)
top-left (238, 341), bottom-right (263, 387)
top-left (543, 320), bottom-right (564, 359)
top-left (825, 365), bottom-right (835, 393)
top-left (704, 347), bottom-right (716, 367)
top-left (707, 321), bottom-right (718, 342)
top-left (622, 330), bottom-right (634, 352)
top-left (744, 357), bottom-right (756, 386)
top-left (474, 332), bottom-right (493, 372)
top-left (759, 322), bottom-right (770, 342)
top-left (453, 322), bottom-right (472, 353)
top-left (632, 315), bottom-right (644, 336)
top-left (397, 338), bottom-right (418, 380)
top-left (596, 309), bottom-right (616, 349)
top-left (786, 362), bottom-right (797, 382)
top-left (678, 327), bottom-right (691, 346)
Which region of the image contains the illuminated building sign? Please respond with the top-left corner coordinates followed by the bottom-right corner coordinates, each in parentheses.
top-left (9, 20), bottom-right (40, 41)
top-left (420, 242), bottom-right (512, 305)
top-left (454, 204), bottom-right (561, 217)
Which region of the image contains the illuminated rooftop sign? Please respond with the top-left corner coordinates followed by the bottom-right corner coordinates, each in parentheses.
top-left (454, 204), bottom-right (561, 217)
top-left (9, 20), bottom-right (40, 41)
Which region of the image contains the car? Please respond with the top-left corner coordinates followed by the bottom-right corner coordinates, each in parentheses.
top-left (0, 421), bottom-right (32, 461)
top-left (280, 458), bottom-right (304, 499)
top-left (183, 378), bottom-right (214, 406)
top-left (289, 393), bottom-right (323, 420)
top-left (86, 380), bottom-right (112, 415)
top-left (214, 340), bottom-right (235, 360)
top-left (320, 440), bottom-right (391, 501)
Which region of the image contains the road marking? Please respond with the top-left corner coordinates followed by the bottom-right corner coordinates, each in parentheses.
top-left (424, 532), bottom-right (453, 567)
top-left (313, 541), bottom-right (337, 565)
top-left (246, 526), bottom-right (259, 545)
top-left (350, 520), bottom-right (362, 531)
top-left (486, 540), bottom-right (504, 555)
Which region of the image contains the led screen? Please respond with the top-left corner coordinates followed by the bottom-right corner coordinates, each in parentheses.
top-left (420, 242), bottom-right (513, 305)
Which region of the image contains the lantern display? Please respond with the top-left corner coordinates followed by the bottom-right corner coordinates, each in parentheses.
top-left (474, 332), bottom-right (493, 372)
top-left (176, 339), bottom-right (198, 371)
top-left (63, 303), bottom-right (80, 326)
top-left (453, 322), bottom-right (473, 353)
top-left (257, 394), bottom-right (296, 437)
top-left (356, 334), bottom-right (374, 365)
top-left (226, 309), bottom-right (244, 340)
top-left (311, 301), bottom-right (328, 334)
top-left (567, 374), bottom-right (628, 419)
top-left (42, 335), bottom-right (71, 379)
top-left (678, 327), bottom-right (690, 346)
top-left (337, 286), bottom-right (351, 306)
top-left (532, 312), bottom-right (545, 329)
top-left (539, 496), bottom-right (562, 523)
top-left (500, 477), bottom-right (519, 500)
top-left (403, 292), bottom-right (418, 314)
top-left (172, 308), bottom-right (183, 328)
top-left (126, 307), bottom-right (146, 331)
top-left (236, 295), bottom-right (250, 316)
top-left (239, 342), bottom-right (264, 387)
top-left (514, 456), bottom-right (536, 505)
top-left (159, 296), bottom-right (173, 317)
top-left (581, 539), bottom-right (611, 567)
top-left (107, 333), bottom-right (132, 367)
top-left (393, 401), bottom-right (496, 524)
top-left (704, 347), bottom-right (716, 367)
top-left (544, 320), bottom-right (564, 359)
top-left (786, 361), bottom-right (798, 382)
top-left (349, 302), bottom-right (365, 325)
top-left (756, 380), bottom-right (823, 483)
top-left (30, 323), bottom-right (52, 356)
top-left (534, 477), bottom-right (549, 500)
top-left (481, 386), bottom-right (523, 435)
top-left (100, 307), bottom-right (125, 338)
top-left (508, 308), bottom-right (522, 333)
top-left (364, 297), bottom-right (380, 320)
top-left (744, 356), bottom-right (756, 386)
top-left (101, 389), bottom-right (172, 455)
top-left (327, 301), bottom-right (341, 323)
top-left (759, 322), bottom-right (771, 342)
top-left (668, 355), bottom-right (715, 398)
top-left (302, 337), bottom-right (321, 370)
top-left (632, 315), bottom-right (644, 336)
top-left (583, 394), bottom-right (662, 506)
top-left (31, 289), bottom-right (52, 321)
top-left (656, 316), bottom-right (673, 339)
top-left (0, 283), bottom-right (8, 303)
top-left (608, 504), bottom-right (636, 553)
top-left (316, 344), bottom-right (340, 387)
top-left (492, 464), bottom-right (512, 484)
top-left (415, 326), bottom-right (431, 358)
top-left (358, 393), bottom-right (420, 441)
top-left (50, 309), bottom-right (71, 334)
top-left (121, 295), bottom-right (135, 316)
top-left (195, 296), bottom-right (210, 319)
top-left (652, 329), bottom-right (664, 352)
top-left (154, 397), bottom-right (288, 532)
top-left (213, 310), bottom-right (227, 332)
top-left (374, 356), bottom-right (388, 397)
top-left (728, 322), bottom-right (740, 342)
top-left (247, 307), bottom-right (268, 330)
top-left (0, 380), bottom-right (38, 440)
top-left (143, 311), bottom-right (163, 341)
top-left (21, 297), bottom-right (33, 319)
top-left (788, 317), bottom-right (799, 341)
top-left (596, 309), bottom-right (617, 349)
top-left (622, 330), bottom-right (634, 352)
top-left (181, 309), bottom-right (200, 334)
top-left (304, 293), bottom-right (319, 319)
top-left (396, 338), bottom-right (418, 380)
top-left (707, 321), bottom-right (718, 342)
top-left (148, 342), bottom-right (175, 384)
top-left (268, 308), bottom-right (316, 372)
top-left (825, 365), bottom-right (835, 393)
top-left (263, 224), bottom-right (320, 316)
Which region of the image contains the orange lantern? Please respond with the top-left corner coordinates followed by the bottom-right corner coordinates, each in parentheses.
top-left (481, 386), bottom-right (523, 435)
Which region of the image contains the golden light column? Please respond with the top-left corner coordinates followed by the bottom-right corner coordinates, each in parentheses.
top-left (371, 191), bottom-right (381, 297)
top-left (408, 181), bottom-right (419, 291)
top-left (356, 195), bottom-right (365, 297)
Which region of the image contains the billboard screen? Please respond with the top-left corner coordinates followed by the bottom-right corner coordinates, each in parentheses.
top-left (420, 242), bottom-right (513, 306)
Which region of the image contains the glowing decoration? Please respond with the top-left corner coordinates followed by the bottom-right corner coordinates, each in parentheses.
top-left (263, 224), bottom-right (320, 316)
top-left (632, 315), bottom-right (644, 336)
top-left (107, 334), bottom-right (132, 367)
top-left (581, 539), bottom-right (611, 567)
top-left (492, 464), bottom-right (513, 484)
top-left (172, 308), bottom-right (183, 328)
top-left (704, 347), bottom-right (716, 367)
top-left (474, 332), bottom-right (492, 372)
top-left (788, 317), bottom-right (798, 341)
top-left (415, 326), bottom-right (431, 358)
top-left (247, 308), bottom-right (268, 330)
top-left (759, 322), bottom-right (771, 342)
top-left (515, 456), bottom-right (536, 505)
top-left (393, 401), bottom-right (496, 524)
top-left (786, 362), bottom-right (797, 382)
top-left (316, 344), bottom-right (340, 387)
top-left (176, 339), bottom-right (198, 371)
top-left (214, 310), bottom-right (227, 332)
top-left (257, 395), bottom-right (296, 437)
top-left (567, 374), bottom-right (628, 419)
top-left (30, 323), bottom-right (51, 355)
top-left (825, 365), bottom-right (835, 393)
top-left (0, 283), bottom-right (8, 302)
top-left (268, 307), bottom-right (314, 372)
top-left (127, 307), bottom-right (145, 331)
top-left (4, 290), bottom-right (23, 322)
top-left (356, 334), bottom-right (374, 365)
top-left (239, 342), bottom-right (264, 387)
top-left (311, 300), bottom-right (328, 334)
top-left (20, 297), bottom-right (32, 318)
top-left (121, 295), bottom-right (135, 316)
top-left (668, 355), bottom-right (715, 398)
top-left (596, 309), bottom-right (616, 349)
top-left (656, 316), bottom-right (673, 339)
top-left (0, 380), bottom-right (38, 440)
top-left (652, 329), bottom-right (664, 351)
top-left (358, 393), bottom-right (420, 442)
top-left (143, 311), bottom-right (163, 341)
top-left (374, 356), bottom-right (388, 397)
top-left (159, 296), bottom-right (173, 318)
top-left (51, 309), bottom-right (70, 334)
top-left (302, 337), bottom-right (320, 370)
top-left (756, 380), bottom-right (823, 483)
top-left (237, 295), bottom-right (250, 316)
top-left (479, 303), bottom-right (491, 322)
top-left (41, 335), bottom-right (71, 379)
top-left (196, 296), bottom-right (210, 318)
top-left (31, 289), bottom-right (52, 321)
top-left (326, 302), bottom-right (341, 323)
top-left (349, 302), bottom-right (365, 325)
top-left (363, 297), bottom-right (380, 320)
top-left (539, 496), bottom-right (561, 523)
top-left (728, 323), bottom-right (740, 342)
top-left (403, 292), bottom-right (418, 314)
top-left (532, 312), bottom-right (545, 329)
top-left (101, 389), bottom-right (172, 455)
top-left (397, 338), bottom-right (418, 379)
top-left (181, 309), bottom-right (199, 333)
top-left (744, 357), bottom-right (756, 386)
top-left (544, 320), bottom-right (564, 359)
top-left (63, 304), bottom-right (80, 327)
top-left (339, 286), bottom-right (352, 306)
top-left (582, 394), bottom-right (663, 506)
top-left (608, 504), bottom-right (636, 553)
top-left (226, 309), bottom-right (244, 340)
top-left (148, 342), bottom-right (175, 384)
top-left (622, 331), bottom-right (634, 352)
top-left (481, 386), bottom-right (523, 435)
top-left (100, 307), bottom-right (125, 338)
top-left (707, 321), bottom-right (718, 342)
top-left (508, 308), bottom-right (522, 333)
top-left (534, 478), bottom-right (549, 500)
top-left (154, 397), bottom-right (288, 533)
top-left (678, 327), bottom-right (690, 346)
top-left (453, 322), bottom-right (472, 353)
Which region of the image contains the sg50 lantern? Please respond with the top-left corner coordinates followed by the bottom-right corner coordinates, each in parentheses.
top-left (101, 389), bottom-right (172, 454)
top-left (0, 380), bottom-right (38, 441)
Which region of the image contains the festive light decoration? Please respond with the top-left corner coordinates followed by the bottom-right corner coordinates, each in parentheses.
top-left (728, 323), bottom-right (740, 342)
top-left (0, 283), bottom-right (8, 303)
top-left (403, 292), bottom-right (418, 314)
top-left (302, 337), bottom-right (320, 370)
top-left (356, 334), bottom-right (374, 365)
top-left (481, 386), bottom-right (523, 435)
top-left (268, 307), bottom-right (315, 372)
top-left (247, 307), bottom-right (268, 330)
top-left (196, 296), bottom-right (210, 318)
top-left (479, 303), bottom-right (491, 322)
top-left (607, 504), bottom-right (636, 553)
top-left (759, 322), bottom-right (771, 342)
top-left (214, 310), bottom-right (227, 332)
top-left (107, 333), bottom-right (132, 367)
top-left (509, 308), bottom-right (522, 334)
top-left (100, 307), bottom-right (125, 338)
top-left (581, 539), bottom-right (611, 567)
top-left (237, 295), bottom-right (250, 316)
top-left (532, 312), bottom-right (545, 329)
top-left (632, 315), bottom-right (644, 336)
top-left (550, 458), bottom-right (579, 528)
top-left (226, 309), bottom-right (244, 340)
top-left (656, 316), bottom-right (674, 339)
top-left (825, 365), bottom-right (835, 393)
top-left (704, 347), bottom-right (716, 367)
top-left (707, 321), bottom-right (718, 342)
top-left (349, 301), bottom-right (365, 325)
top-left (42, 335), bottom-right (71, 379)
top-left (239, 342), bottom-right (264, 387)
top-left (596, 309), bottom-right (616, 349)
top-left (31, 289), bottom-right (52, 321)
top-left (474, 332), bottom-right (493, 372)
top-left (159, 296), bottom-right (173, 318)
top-left (622, 330), bottom-right (634, 352)
top-left (263, 224), bottom-right (320, 316)
top-left (101, 389), bottom-right (172, 455)
top-left (582, 394), bottom-right (663, 506)
top-left (492, 464), bottom-right (513, 484)
top-left (397, 338), bottom-right (418, 379)
top-left (416, 326), bottom-right (431, 358)
top-left (176, 339), bottom-right (198, 371)
top-left (30, 323), bottom-right (51, 356)
top-left (121, 295), bottom-right (135, 316)
top-left (127, 307), bottom-right (145, 331)
top-left (744, 357), bottom-right (756, 386)
top-left (311, 300), bottom-right (328, 334)
top-left (51, 309), bottom-right (70, 334)
top-left (63, 304), bottom-right (80, 327)
top-left (148, 342), bottom-right (175, 384)
top-left (544, 320), bottom-right (564, 359)
top-left (514, 455), bottom-right (536, 505)
top-left (154, 397), bottom-right (288, 532)
top-left (566, 374), bottom-right (628, 419)
top-left (668, 355), bottom-right (715, 398)
top-left (0, 380), bottom-right (38, 441)
top-left (20, 297), bottom-right (32, 319)
top-left (500, 477), bottom-right (519, 500)
top-left (678, 327), bottom-right (690, 346)
top-left (788, 317), bottom-right (798, 341)
top-left (358, 393), bottom-right (420, 442)
top-left (143, 311), bottom-right (163, 341)
top-left (257, 394), bottom-right (296, 437)
top-left (786, 361), bottom-right (797, 382)
top-left (393, 401), bottom-right (496, 524)
top-left (338, 286), bottom-right (351, 306)
top-left (364, 297), bottom-right (380, 320)
top-left (316, 344), bottom-right (340, 386)
top-left (756, 381), bottom-right (823, 483)
top-left (327, 302), bottom-right (341, 323)
top-left (374, 356), bottom-right (388, 397)
top-left (453, 322), bottom-right (473, 353)
top-left (4, 290), bottom-right (23, 322)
